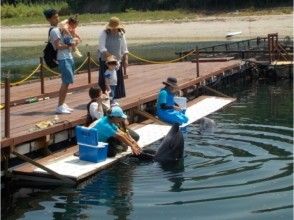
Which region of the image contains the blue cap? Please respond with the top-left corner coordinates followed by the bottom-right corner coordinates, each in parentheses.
top-left (109, 106), bottom-right (127, 119)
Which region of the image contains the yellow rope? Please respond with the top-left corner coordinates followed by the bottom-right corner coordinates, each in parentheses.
top-left (75, 57), bottom-right (88, 72)
top-left (43, 57), bottom-right (88, 75)
top-left (43, 65), bottom-right (60, 75)
top-left (9, 64), bottom-right (41, 86)
top-left (128, 49), bottom-right (195, 64)
top-left (2, 50), bottom-right (190, 86)
top-left (90, 57), bottom-right (100, 67)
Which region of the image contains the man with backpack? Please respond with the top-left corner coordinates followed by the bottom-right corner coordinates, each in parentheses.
top-left (43, 9), bottom-right (76, 114)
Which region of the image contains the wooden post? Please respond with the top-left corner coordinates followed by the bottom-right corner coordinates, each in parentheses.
top-left (212, 46), bottom-right (215, 56)
top-left (196, 47), bottom-right (200, 78)
top-left (40, 57), bottom-right (45, 94)
top-left (272, 35), bottom-right (275, 61)
top-left (268, 34), bottom-right (272, 63)
top-left (4, 75), bottom-right (10, 138)
top-left (4, 153), bottom-right (9, 177)
top-left (275, 33), bottom-right (279, 61)
top-left (123, 54), bottom-right (128, 79)
top-left (87, 52), bottom-right (91, 84)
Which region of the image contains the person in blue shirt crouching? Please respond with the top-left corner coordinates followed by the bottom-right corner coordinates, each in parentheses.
top-left (156, 77), bottom-right (189, 125)
top-left (92, 106), bottom-right (141, 157)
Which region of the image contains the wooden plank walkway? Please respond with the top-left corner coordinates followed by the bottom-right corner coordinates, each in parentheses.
top-left (1, 60), bottom-right (241, 148)
top-left (1, 70), bottom-right (99, 105)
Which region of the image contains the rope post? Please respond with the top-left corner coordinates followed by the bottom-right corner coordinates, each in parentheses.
top-left (196, 47), bottom-right (200, 78)
top-left (4, 74), bottom-right (11, 138)
top-left (39, 57), bottom-right (45, 94)
top-left (268, 34), bottom-right (272, 63)
top-left (275, 33), bottom-right (279, 61)
top-left (87, 52), bottom-right (91, 84)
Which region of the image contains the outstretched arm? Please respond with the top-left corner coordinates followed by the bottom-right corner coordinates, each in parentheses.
top-left (114, 131), bottom-right (141, 155)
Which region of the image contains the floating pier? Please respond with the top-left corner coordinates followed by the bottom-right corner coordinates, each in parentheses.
top-left (12, 95), bottom-right (235, 185)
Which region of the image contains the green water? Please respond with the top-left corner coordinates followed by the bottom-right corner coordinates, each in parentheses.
top-left (2, 79), bottom-right (293, 220)
top-left (1, 41), bottom-right (227, 81)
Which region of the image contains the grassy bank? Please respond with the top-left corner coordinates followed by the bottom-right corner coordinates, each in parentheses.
top-left (1, 6), bottom-right (293, 26)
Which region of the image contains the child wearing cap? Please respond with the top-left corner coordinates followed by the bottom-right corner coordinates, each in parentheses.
top-left (59, 15), bottom-right (82, 57)
top-left (156, 77), bottom-right (189, 125)
top-left (91, 106), bottom-right (141, 157)
top-left (104, 55), bottom-right (119, 104)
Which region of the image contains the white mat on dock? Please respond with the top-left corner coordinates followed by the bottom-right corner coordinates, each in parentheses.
top-left (34, 96), bottom-right (235, 180)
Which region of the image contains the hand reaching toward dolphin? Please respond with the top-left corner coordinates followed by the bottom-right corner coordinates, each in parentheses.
top-left (115, 130), bottom-right (142, 155)
top-left (131, 143), bottom-right (142, 155)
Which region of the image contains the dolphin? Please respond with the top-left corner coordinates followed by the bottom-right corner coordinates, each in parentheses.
top-left (132, 123), bottom-right (184, 163)
top-left (197, 117), bottom-right (216, 134)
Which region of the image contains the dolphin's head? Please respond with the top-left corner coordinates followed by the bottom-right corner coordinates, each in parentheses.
top-left (154, 123), bottom-right (184, 163)
top-left (197, 117), bottom-right (216, 134)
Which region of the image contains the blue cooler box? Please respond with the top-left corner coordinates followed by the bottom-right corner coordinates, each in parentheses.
top-left (79, 142), bottom-right (108, 163)
top-left (75, 126), bottom-right (98, 146)
top-left (75, 126), bottom-right (108, 163)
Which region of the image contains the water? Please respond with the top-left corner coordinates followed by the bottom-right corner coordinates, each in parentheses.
top-left (1, 41), bottom-right (226, 81)
top-left (2, 79), bottom-right (293, 219)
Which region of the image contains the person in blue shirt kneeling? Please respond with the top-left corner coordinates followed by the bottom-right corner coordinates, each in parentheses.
top-left (156, 77), bottom-right (189, 125)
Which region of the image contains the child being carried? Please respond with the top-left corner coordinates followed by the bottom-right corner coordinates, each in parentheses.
top-left (59, 15), bottom-right (82, 57)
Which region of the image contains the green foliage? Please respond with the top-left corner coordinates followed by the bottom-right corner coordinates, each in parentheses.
top-left (65, 0), bottom-right (293, 13)
top-left (1, 1), bottom-right (69, 18)
top-left (1, 7), bottom-right (292, 26)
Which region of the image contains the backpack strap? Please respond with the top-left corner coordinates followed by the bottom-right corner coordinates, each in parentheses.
top-left (47, 27), bottom-right (54, 43)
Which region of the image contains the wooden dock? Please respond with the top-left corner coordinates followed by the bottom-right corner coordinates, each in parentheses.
top-left (12, 95), bottom-right (236, 185)
top-left (1, 60), bottom-right (242, 150)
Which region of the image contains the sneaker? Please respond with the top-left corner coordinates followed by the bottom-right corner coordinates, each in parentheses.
top-left (56, 105), bottom-right (71, 114)
top-left (63, 103), bottom-right (74, 112)
top-left (73, 49), bottom-right (83, 58)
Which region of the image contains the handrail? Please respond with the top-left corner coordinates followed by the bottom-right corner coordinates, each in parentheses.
top-left (277, 43), bottom-right (291, 61)
top-left (128, 49), bottom-right (196, 64)
top-left (176, 37), bottom-right (269, 55)
top-left (1, 55), bottom-right (100, 87)
top-left (1, 64), bottom-right (41, 86)
top-left (201, 37), bottom-right (264, 50)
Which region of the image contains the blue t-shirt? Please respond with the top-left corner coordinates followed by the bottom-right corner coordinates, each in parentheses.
top-left (156, 88), bottom-right (175, 113)
top-left (49, 27), bottom-right (73, 61)
top-left (93, 116), bottom-right (118, 142)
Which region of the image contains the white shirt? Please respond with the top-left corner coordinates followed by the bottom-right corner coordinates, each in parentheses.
top-left (104, 69), bottom-right (117, 86)
top-left (98, 31), bottom-right (129, 60)
top-left (89, 102), bottom-right (104, 120)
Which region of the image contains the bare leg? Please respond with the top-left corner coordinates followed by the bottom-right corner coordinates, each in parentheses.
top-left (58, 83), bottom-right (69, 106)
top-left (72, 37), bottom-right (80, 51)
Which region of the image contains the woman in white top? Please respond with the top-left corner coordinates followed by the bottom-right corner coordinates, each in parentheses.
top-left (98, 17), bottom-right (128, 99)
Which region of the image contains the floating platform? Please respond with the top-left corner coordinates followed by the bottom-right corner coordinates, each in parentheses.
top-left (1, 60), bottom-right (242, 150)
top-left (12, 95), bottom-right (236, 185)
